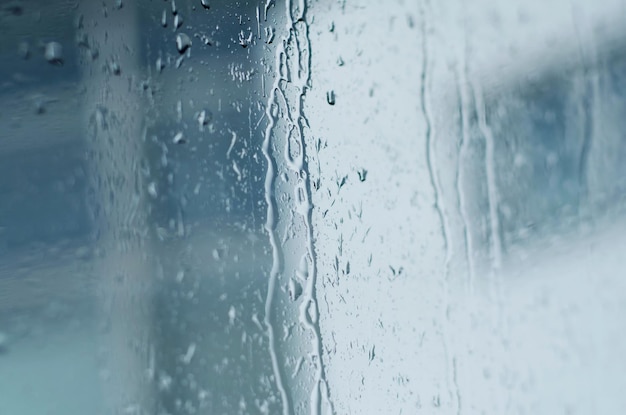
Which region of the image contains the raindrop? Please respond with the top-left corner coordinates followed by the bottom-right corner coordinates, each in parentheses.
top-left (181, 343), bottom-right (196, 365)
top-left (176, 33), bottom-right (192, 54)
top-left (432, 395), bottom-right (441, 407)
top-left (109, 60), bottom-right (121, 75)
top-left (238, 30), bottom-right (252, 48)
top-left (156, 57), bottom-right (165, 73)
top-left (173, 131), bottom-right (185, 144)
top-left (44, 41), bottom-right (63, 65)
top-left (265, 27), bottom-right (275, 44)
top-left (161, 9), bottom-right (167, 27)
top-left (368, 345), bottom-right (376, 362)
top-left (197, 109), bottom-right (212, 130)
top-left (171, 0), bottom-right (177, 15)
top-left (147, 182), bottom-right (158, 198)
top-left (357, 168), bottom-right (368, 182)
top-left (174, 14), bottom-right (183, 30)
top-left (176, 100), bottom-right (183, 122)
top-left (158, 373), bottom-right (173, 391)
top-left (200, 0), bottom-right (210, 9)
top-left (326, 90), bottom-right (336, 106)
top-left (34, 98), bottom-right (47, 114)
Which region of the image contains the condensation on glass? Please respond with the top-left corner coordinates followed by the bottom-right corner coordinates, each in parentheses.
top-left (1, 0), bottom-right (626, 414)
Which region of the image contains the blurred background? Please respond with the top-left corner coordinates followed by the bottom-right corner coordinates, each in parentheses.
top-left (1, 0), bottom-right (626, 414)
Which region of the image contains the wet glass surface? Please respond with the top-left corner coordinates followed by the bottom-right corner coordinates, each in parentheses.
top-left (1, 1), bottom-right (626, 414)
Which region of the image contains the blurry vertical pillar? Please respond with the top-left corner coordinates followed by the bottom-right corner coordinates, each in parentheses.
top-left (78, 2), bottom-right (155, 414)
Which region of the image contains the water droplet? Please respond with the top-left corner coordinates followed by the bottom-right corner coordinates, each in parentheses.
top-left (228, 306), bottom-right (236, 324)
top-left (161, 9), bottom-right (167, 27)
top-left (171, 0), bottom-right (177, 15)
top-left (173, 131), bottom-right (185, 144)
top-left (357, 168), bottom-right (368, 182)
top-left (264, 27), bottom-right (275, 44)
top-left (212, 248), bottom-right (221, 260)
top-left (115, 0), bottom-right (123, 9)
top-left (147, 182), bottom-right (158, 198)
top-left (175, 33), bottom-right (192, 54)
top-left (288, 278), bottom-right (302, 301)
top-left (176, 100), bottom-right (183, 122)
top-left (197, 109), bottom-right (211, 130)
top-left (175, 270), bottom-right (185, 283)
top-left (174, 14), bottom-right (183, 30)
top-left (156, 57), bottom-right (165, 73)
top-left (181, 343), bottom-right (196, 364)
top-left (238, 30), bottom-right (252, 48)
top-left (336, 56), bottom-right (344, 66)
top-left (158, 373), bottom-right (173, 391)
top-left (44, 42), bottom-right (63, 65)
top-left (368, 345), bottom-right (376, 362)
top-left (33, 98), bottom-right (47, 114)
top-left (326, 90), bottom-right (336, 106)
top-left (432, 395), bottom-right (441, 407)
top-left (329, 21), bottom-right (335, 32)
top-left (109, 60), bottom-right (121, 75)
top-left (200, 0), bottom-right (210, 9)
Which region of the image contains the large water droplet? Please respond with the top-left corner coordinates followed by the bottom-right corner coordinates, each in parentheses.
top-left (175, 33), bottom-right (192, 54)
top-left (44, 42), bottom-right (63, 65)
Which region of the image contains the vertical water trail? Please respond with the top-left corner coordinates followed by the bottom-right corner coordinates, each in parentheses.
top-left (262, 0), bottom-right (332, 414)
top-left (420, 3), bottom-right (459, 413)
top-left (570, 4), bottom-right (598, 215)
top-left (454, 42), bottom-right (475, 294)
top-left (473, 81), bottom-right (507, 343)
top-left (262, 49), bottom-right (294, 415)
top-left (473, 84), bottom-right (502, 271)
